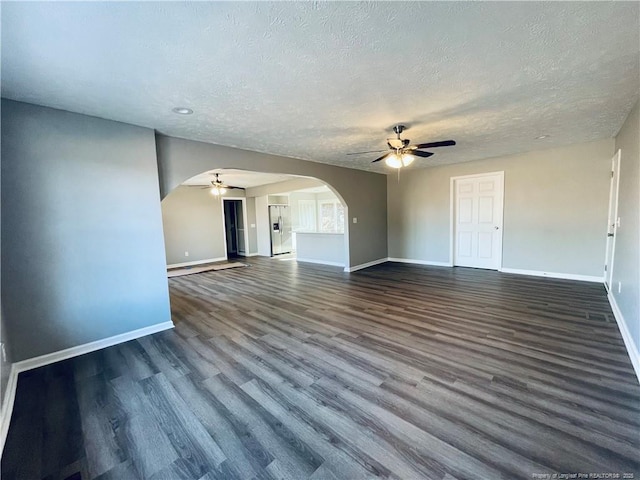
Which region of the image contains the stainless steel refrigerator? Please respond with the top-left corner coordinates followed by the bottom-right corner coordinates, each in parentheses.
top-left (269, 205), bottom-right (292, 256)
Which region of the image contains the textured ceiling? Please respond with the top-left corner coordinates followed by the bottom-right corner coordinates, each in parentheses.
top-left (2, 2), bottom-right (639, 172)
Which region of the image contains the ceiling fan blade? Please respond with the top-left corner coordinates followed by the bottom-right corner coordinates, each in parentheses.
top-left (412, 151), bottom-right (435, 158)
top-left (346, 149), bottom-right (387, 155)
top-left (371, 153), bottom-right (391, 163)
top-left (226, 185), bottom-right (245, 190)
top-left (413, 140), bottom-right (456, 149)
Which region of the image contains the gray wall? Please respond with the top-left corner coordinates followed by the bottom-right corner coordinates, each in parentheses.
top-left (1, 98), bottom-right (14, 420)
top-left (161, 185), bottom-right (228, 265)
top-left (0, 118), bottom-right (11, 407)
top-left (388, 139), bottom-right (614, 277)
top-left (156, 135), bottom-right (388, 267)
top-left (246, 197), bottom-right (258, 255)
top-left (1, 100), bottom-right (171, 361)
top-left (612, 101), bottom-right (639, 358)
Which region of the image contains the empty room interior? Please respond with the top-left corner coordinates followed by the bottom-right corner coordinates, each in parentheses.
top-left (1, 2), bottom-right (639, 480)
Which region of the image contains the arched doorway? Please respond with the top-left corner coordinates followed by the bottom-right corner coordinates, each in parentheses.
top-left (156, 133), bottom-right (388, 272)
top-left (160, 169), bottom-right (350, 270)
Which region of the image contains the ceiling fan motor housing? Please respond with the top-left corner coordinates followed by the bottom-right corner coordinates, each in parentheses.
top-left (388, 125), bottom-right (410, 149)
top-left (387, 138), bottom-right (408, 149)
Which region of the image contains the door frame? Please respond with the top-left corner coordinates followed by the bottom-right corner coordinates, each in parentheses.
top-left (449, 171), bottom-right (505, 268)
top-left (221, 197), bottom-right (249, 258)
top-left (604, 149), bottom-right (621, 291)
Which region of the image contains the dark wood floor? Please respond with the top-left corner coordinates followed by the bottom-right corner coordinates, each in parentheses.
top-left (3, 258), bottom-right (639, 480)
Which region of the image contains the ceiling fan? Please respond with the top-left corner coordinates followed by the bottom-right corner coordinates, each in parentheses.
top-left (189, 173), bottom-right (245, 196)
top-left (348, 125), bottom-right (456, 168)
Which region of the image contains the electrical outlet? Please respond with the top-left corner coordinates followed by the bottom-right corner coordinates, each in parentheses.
top-left (618, 282), bottom-right (622, 294)
top-left (353, 217), bottom-right (358, 224)
top-left (251, 224), bottom-right (256, 228)
top-left (1, 343), bottom-right (6, 362)
top-left (184, 251), bottom-right (189, 257)
top-left (616, 217), bottom-right (621, 228)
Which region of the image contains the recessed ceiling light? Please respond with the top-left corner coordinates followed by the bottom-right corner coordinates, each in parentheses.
top-left (535, 134), bottom-right (550, 140)
top-left (172, 107), bottom-right (193, 115)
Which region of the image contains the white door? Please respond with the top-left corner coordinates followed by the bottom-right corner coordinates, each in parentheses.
top-left (453, 172), bottom-right (504, 269)
top-left (604, 150), bottom-right (621, 291)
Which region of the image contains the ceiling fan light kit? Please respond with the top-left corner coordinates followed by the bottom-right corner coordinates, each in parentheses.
top-left (385, 152), bottom-right (415, 169)
top-left (351, 124), bottom-right (456, 169)
top-left (210, 186), bottom-right (227, 196)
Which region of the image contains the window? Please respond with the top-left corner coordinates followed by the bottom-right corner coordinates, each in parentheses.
top-left (297, 199), bottom-right (316, 232)
top-left (319, 200), bottom-right (344, 233)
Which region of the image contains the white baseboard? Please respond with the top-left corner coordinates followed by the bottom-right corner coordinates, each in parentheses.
top-left (608, 292), bottom-right (640, 385)
top-left (0, 364), bottom-right (19, 457)
top-left (344, 257), bottom-right (388, 273)
top-left (347, 259), bottom-right (604, 282)
top-left (0, 320), bottom-right (174, 456)
top-left (167, 257), bottom-right (227, 269)
top-left (297, 258), bottom-right (345, 268)
top-left (244, 253), bottom-right (260, 257)
top-left (13, 321), bottom-right (175, 373)
top-left (387, 257), bottom-right (453, 267)
top-left (499, 268), bottom-right (603, 283)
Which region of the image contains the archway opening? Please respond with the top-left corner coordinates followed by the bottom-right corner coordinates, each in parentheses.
top-left (160, 168), bottom-right (350, 272)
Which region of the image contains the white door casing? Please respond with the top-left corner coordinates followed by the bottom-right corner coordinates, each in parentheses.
top-left (451, 172), bottom-right (504, 270)
top-left (604, 150), bottom-right (621, 291)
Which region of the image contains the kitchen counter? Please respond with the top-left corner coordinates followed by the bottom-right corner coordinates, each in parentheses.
top-left (295, 232), bottom-right (345, 267)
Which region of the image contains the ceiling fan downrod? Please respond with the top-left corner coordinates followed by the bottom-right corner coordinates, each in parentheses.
top-left (393, 124), bottom-right (406, 137)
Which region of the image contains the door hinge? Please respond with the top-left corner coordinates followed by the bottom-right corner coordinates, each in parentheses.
top-left (604, 265), bottom-right (607, 271)
top-left (611, 171), bottom-right (614, 178)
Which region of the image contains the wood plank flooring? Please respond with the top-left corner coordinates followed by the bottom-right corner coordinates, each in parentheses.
top-left (2, 258), bottom-right (639, 479)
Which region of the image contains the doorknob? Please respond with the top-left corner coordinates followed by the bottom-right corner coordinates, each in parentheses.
top-left (494, 226), bottom-right (499, 230)
top-left (607, 233), bottom-right (614, 237)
